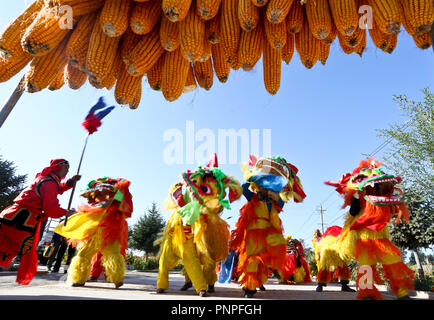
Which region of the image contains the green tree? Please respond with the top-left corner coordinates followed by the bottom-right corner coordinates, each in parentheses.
top-left (128, 202), bottom-right (166, 260)
top-left (0, 156), bottom-right (27, 211)
top-left (377, 88), bottom-right (434, 279)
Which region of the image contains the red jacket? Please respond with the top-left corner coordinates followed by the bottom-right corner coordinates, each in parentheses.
top-left (0, 173), bottom-right (73, 232)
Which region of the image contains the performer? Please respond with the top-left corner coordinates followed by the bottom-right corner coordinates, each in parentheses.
top-left (0, 159), bottom-right (80, 284)
top-left (155, 154), bottom-right (242, 297)
top-left (230, 155), bottom-right (306, 298)
top-left (54, 177), bottom-right (133, 288)
top-left (314, 226), bottom-right (355, 293)
top-left (281, 236), bottom-right (311, 284)
top-left (324, 158), bottom-right (414, 299)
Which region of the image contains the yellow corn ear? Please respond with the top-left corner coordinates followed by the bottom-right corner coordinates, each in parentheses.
top-left (45, 0), bottom-right (106, 16)
top-left (322, 23), bottom-right (337, 44)
top-left (220, 0), bottom-right (241, 64)
top-left (205, 14), bottom-right (220, 44)
top-left (161, 47), bottom-right (190, 101)
top-left (305, 0), bottom-right (333, 40)
top-left (193, 59), bottom-right (213, 90)
top-left (66, 11), bottom-right (97, 71)
top-left (163, 0), bottom-right (193, 22)
top-left (25, 34), bottom-right (70, 92)
top-left (368, 0), bottom-right (402, 34)
top-left (264, 15), bottom-right (287, 50)
top-left (339, 25), bottom-right (365, 48)
top-left (0, 0), bottom-right (44, 60)
top-left (119, 27), bottom-right (143, 61)
top-left (100, 0), bottom-right (135, 37)
top-left (262, 32), bottom-right (281, 95)
top-left (251, 0), bottom-right (269, 8)
top-left (64, 62), bottom-right (88, 89)
top-left (183, 64), bottom-right (197, 93)
top-left (196, 0), bottom-right (222, 20)
top-left (295, 17), bottom-right (320, 69)
top-left (238, 21), bottom-right (263, 71)
top-left (400, 0), bottom-right (434, 34)
top-left (115, 66), bottom-right (143, 105)
top-left (328, 0), bottom-right (359, 36)
top-left (125, 25), bottom-right (164, 76)
top-left (368, 19), bottom-right (397, 53)
top-left (200, 34), bottom-right (212, 61)
top-left (238, 0), bottom-right (260, 32)
top-left (412, 31), bottom-right (432, 49)
top-left (160, 15), bottom-right (180, 51)
top-left (354, 27), bottom-right (367, 56)
top-left (0, 54), bottom-right (33, 83)
top-left (21, 4), bottom-right (73, 56)
top-left (147, 55), bottom-right (164, 90)
top-left (399, 1), bottom-right (417, 35)
top-left (86, 13), bottom-right (121, 86)
top-left (179, 4), bottom-right (206, 62)
top-left (286, 0), bottom-right (304, 34)
top-left (211, 42), bottom-right (230, 82)
top-left (266, 0), bottom-right (294, 24)
top-left (337, 31), bottom-right (355, 54)
top-left (318, 40), bottom-right (330, 65)
top-left (281, 32), bottom-right (294, 64)
top-left (48, 68), bottom-right (65, 91)
top-left (130, 0), bottom-right (162, 35)
top-left (129, 83), bottom-right (142, 109)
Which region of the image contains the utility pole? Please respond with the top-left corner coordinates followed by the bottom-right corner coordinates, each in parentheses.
top-left (317, 205), bottom-right (326, 234)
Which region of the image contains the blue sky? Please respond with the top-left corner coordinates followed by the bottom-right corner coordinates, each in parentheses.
top-left (0, 2), bottom-right (433, 249)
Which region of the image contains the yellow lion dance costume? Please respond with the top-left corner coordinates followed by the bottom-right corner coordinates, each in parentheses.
top-left (155, 154), bottom-right (242, 297)
top-left (54, 177), bottom-right (133, 288)
top-left (320, 158), bottom-right (414, 299)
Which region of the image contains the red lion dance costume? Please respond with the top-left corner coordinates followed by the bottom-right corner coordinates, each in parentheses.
top-left (230, 155), bottom-right (306, 298)
top-left (55, 177), bottom-right (133, 288)
top-left (281, 236), bottom-right (311, 284)
top-left (0, 159), bottom-right (76, 284)
top-left (323, 158), bottom-right (414, 299)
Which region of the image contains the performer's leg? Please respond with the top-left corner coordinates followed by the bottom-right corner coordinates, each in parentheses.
top-left (181, 238), bottom-right (207, 294)
top-left (101, 241), bottom-right (125, 288)
top-left (335, 265), bottom-right (355, 292)
top-left (89, 252), bottom-right (104, 280)
top-left (203, 262), bottom-right (218, 292)
top-left (180, 268), bottom-right (193, 291)
top-left (355, 251), bottom-right (383, 300)
top-left (379, 247), bottom-right (414, 299)
top-left (156, 234), bottom-right (180, 292)
top-left (67, 240), bottom-right (99, 286)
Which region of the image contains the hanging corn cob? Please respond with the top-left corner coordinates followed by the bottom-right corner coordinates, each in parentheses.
top-left (0, 0), bottom-right (432, 106)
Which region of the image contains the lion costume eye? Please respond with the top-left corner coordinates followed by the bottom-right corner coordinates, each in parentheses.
top-left (201, 185), bottom-right (213, 195)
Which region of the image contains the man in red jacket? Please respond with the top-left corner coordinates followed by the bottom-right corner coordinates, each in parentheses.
top-left (0, 159), bottom-right (80, 284)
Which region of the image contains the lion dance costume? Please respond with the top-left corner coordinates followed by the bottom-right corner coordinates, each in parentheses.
top-left (230, 155), bottom-right (306, 298)
top-left (314, 226), bottom-right (355, 293)
top-left (320, 158), bottom-right (414, 299)
top-left (156, 154), bottom-right (242, 297)
top-left (281, 236), bottom-right (311, 284)
top-left (54, 177), bottom-right (133, 288)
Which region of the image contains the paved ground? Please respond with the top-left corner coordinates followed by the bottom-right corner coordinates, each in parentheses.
top-left (1, 265), bottom-right (425, 301)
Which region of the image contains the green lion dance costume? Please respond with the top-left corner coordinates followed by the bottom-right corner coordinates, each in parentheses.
top-left (318, 158), bottom-right (414, 299)
top-left (54, 177), bottom-right (133, 288)
top-left (155, 154), bottom-right (242, 297)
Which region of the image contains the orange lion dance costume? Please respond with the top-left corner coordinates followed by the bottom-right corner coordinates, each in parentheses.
top-left (323, 158), bottom-right (414, 299)
top-left (54, 177), bottom-right (133, 288)
top-left (230, 155), bottom-right (306, 298)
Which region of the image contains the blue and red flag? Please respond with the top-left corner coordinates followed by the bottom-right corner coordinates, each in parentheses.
top-left (82, 97), bottom-right (115, 134)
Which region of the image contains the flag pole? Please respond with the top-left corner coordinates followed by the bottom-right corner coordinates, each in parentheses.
top-left (0, 76), bottom-right (25, 128)
top-left (64, 132), bottom-right (90, 225)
